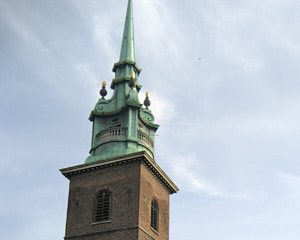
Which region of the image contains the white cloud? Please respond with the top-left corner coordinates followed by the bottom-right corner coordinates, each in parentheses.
top-left (171, 153), bottom-right (223, 196)
top-left (135, 0), bottom-right (189, 72)
top-left (93, 13), bottom-right (120, 66)
top-left (0, 1), bottom-right (49, 54)
top-left (260, 0), bottom-right (300, 54)
top-left (202, 3), bottom-right (264, 72)
top-left (171, 95), bottom-right (300, 146)
top-left (139, 89), bottom-right (175, 126)
top-left (279, 173), bottom-right (300, 199)
top-left (201, 0), bottom-right (300, 72)
top-left (160, 150), bottom-right (255, 201)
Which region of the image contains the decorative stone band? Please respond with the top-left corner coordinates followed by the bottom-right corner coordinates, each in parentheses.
top-left (60, 151), bottom-right (179, 194)
top-left (64, 225), bottom-right (156, 240)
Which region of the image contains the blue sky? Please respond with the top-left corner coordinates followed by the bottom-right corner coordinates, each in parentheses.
top-left (1, 0), bottom-right (300, 239)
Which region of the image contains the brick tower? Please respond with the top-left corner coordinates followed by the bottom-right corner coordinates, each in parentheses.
top-left (60, 1), bottom-right (178, 239)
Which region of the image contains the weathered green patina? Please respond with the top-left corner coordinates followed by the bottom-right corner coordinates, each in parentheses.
top-left (85, 0), bottom-right (159, 163)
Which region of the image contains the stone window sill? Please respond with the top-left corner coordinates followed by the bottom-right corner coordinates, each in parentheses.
top-left (151, 227), bottom-right (159, 235)
top-left (92, 220), bottom-right (111, 226)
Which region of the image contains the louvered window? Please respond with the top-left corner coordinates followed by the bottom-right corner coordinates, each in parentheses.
top-left (151, 200), bottom-right (159, 231)
top-left (95, 190), bottom-right (111, 222)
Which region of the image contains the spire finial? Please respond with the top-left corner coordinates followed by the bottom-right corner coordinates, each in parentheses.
top-left (128, 72), bottom-right (136, 89)
top-left (144, 92), bottom-right (151, 109)
top-left (99, 81), bottom-right (107, 99)
top-left (130, 72), bottom-right (135, 79)
top-left (119, 0), bottom-right (135, 62)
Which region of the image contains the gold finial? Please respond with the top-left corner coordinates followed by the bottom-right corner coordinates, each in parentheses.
top-left (100, 81), bottom-right (107, 99)
top-left (144, 91), bottom-right (151, 109)
top-left (129, 72), bottom-right (136, 88)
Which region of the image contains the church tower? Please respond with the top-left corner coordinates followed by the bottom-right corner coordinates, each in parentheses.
top-left (60, 1), bottom-right (178, 239)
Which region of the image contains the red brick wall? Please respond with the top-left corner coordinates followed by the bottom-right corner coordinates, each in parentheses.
top-left (65, 163), bottom-right (141, 239)
top-left (64, 159), bottom-right (171, 240)
top-left (138, 164), bottom-right (170, 240)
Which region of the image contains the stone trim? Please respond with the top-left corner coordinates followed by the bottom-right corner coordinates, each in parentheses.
top-left (151, 227), bottom-right (160, 236)
top-left (139, 226), bottom-right (156, 240)
top-left (64, 225), bottom-right (156, 240)
top-left (60, 151), bottom-right (178, 194)
top-left (91, 220), bottom-right (111, 225)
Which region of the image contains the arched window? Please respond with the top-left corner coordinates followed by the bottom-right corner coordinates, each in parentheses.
top-left (95, 190), bottom-right (111, 222)
top-left (151, 200), bottom-right (159, 231)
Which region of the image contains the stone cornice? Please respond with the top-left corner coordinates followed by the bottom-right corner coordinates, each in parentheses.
top-left (60, 151), bottom-right (178, 194)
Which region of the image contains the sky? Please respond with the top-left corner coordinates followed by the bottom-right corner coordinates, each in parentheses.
top-left (1, 0), bottom-right (300, 239)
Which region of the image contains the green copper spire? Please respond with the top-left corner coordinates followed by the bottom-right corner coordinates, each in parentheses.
top-left (119, 0), bottom-right (135, 62)
top-left (112, 0), bottom-right (141, 89)
top-left (85, 0), bottom-right (159, 164)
